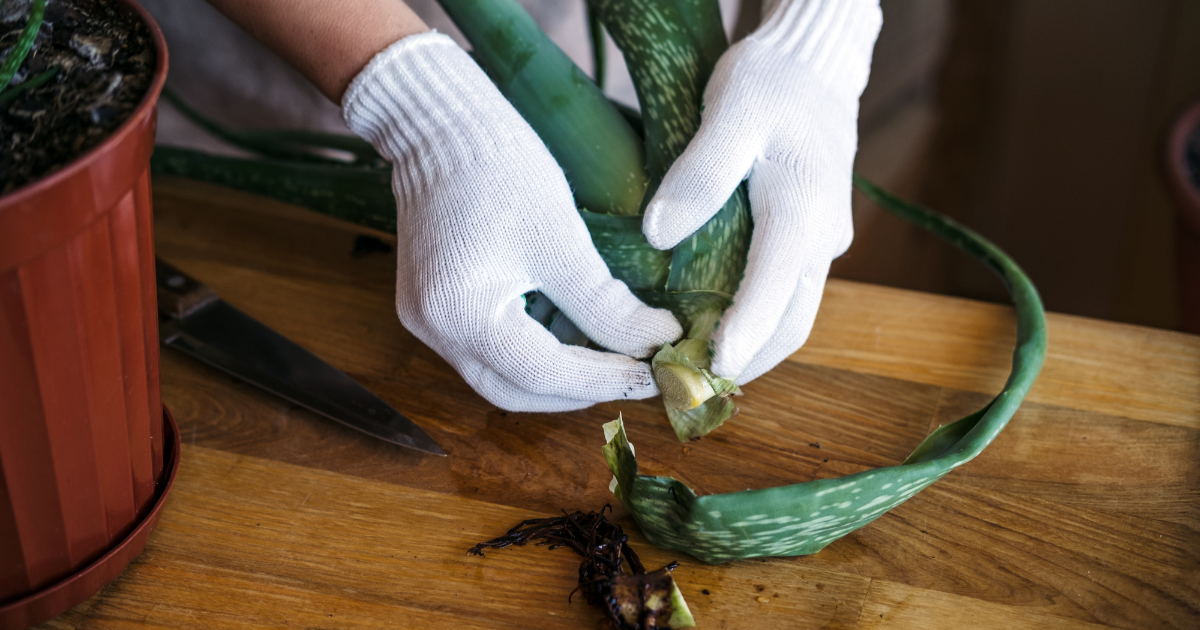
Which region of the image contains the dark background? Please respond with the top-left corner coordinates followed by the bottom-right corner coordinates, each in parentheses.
top-left (836, 0), bottom-right (1200, 333)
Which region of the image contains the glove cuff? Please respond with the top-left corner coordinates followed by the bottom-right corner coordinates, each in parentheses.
top-left (754, 0), bottom-right (882, 99)
top-left (341, 31), bottom-right (529, 167)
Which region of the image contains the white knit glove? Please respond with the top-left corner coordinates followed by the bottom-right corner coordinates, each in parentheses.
top-left (643, 0), bottom-right (881, 384)
top-left (343, 33), bottom-right (682, 412)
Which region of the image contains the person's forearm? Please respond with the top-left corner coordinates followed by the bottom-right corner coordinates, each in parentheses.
top-left (204, 0), bottom-right (428, 102)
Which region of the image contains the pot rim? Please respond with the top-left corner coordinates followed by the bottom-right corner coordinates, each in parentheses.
top-left (0, 0), bottom-right (168, 205)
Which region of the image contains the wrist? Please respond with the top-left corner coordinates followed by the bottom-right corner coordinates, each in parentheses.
top-left (205, 0), bottom-right (429, 103)
top-left (342, 32), bottom-right (526, 166)
top-left (752, 0), bottom-right (881, 99)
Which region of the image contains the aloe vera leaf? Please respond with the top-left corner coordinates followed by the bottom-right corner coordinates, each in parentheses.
top-left (0, 63), bottom-right (55, 103)
top-left (231, 129), bottom-right (387, 166)
top-left (444, 0), bottom-right (748, 304)
top-left (589, 0), bottom-right (749, 438)
top-left (579, 209), bottom-right (671, 291)
top-left (609, 98), bottom-right (645, 137)
top-left (602, 177), bottom-right (1047, 564)
top-left (150, 147), bottom-right (396, 233)
top-left (434, 0), bottom-right (647, 216)
top-left (162, 88), bottom-right (384, 166)
top-left (589, 0), bottom-right (751, 298)
top-left (666, 0), bottom-right (728, 72)
top-left (587, 2), bottom-right (606, 88)
top-left (633, 290), bottom-right (730, 325)
top-left (522, 291), bottom-right (589, 346)
top-left (0, 0), bottom-right (45, 94)
top-left (664, 186), bottom-right (752, 297)
top-left (588, 0), bottom-right (703, 184)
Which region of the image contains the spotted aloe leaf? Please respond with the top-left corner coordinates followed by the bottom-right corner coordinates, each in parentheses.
top-left (601, 177), bottom-right (1047, 563)
top-left (603, 413), bottom-right (951, 563)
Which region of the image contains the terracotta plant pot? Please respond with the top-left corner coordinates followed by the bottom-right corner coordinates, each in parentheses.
top-left (0, 1), bottom-right (178, 627)
top-left (1164, 99), bottom-right (1200, 334)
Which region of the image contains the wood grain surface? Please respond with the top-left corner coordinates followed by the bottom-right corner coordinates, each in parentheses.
top-left (36, 178), bottom-right (1200, 629)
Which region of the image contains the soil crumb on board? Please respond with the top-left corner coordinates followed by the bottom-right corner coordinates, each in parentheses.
top-left (1, 0), bottom-right (154, 194)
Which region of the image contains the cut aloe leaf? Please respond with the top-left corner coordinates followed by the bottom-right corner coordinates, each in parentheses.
top-left (602, 178), bottom-right (1047, 563)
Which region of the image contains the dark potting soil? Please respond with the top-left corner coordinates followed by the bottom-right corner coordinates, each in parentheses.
top-left (1, 0), bottom-right (154, 195)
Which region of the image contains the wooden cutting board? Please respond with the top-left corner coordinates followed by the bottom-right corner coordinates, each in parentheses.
top-left (38, 178), bottom-right (1200, 629)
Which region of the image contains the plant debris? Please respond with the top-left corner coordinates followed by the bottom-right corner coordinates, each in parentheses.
top-left (1, 0), bottom-right (154, 194)
top-left (468, 506), bottom-right (695, 629)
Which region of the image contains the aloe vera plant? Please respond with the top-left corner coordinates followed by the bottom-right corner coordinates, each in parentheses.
top-left (403, 0), bottom-right (755, 441)
top-left (151, 0), bottom-right (1047, 563)
top-left (0, 0), bottom-right (47, 97)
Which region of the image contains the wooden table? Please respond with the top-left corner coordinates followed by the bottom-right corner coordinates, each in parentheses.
top-left (39, 179), bottom-right (1200, 629)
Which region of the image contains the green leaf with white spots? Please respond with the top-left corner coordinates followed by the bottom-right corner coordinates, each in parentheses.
top-left (589, 0), bottom-right (752, 300)
top-left (666, 0), bottom-right (728, 72)
top-left (603, 413), bottom-right (955, 564)
top-left (664, 183), bottom-right (752, 296)
top-left (601, 178), bottom-right (1047, 563)
top-left (580, 209), bottom-right (671, 291)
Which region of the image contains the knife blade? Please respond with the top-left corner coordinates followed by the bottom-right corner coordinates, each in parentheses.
top-left (155, 257), bottom-right (445, 456)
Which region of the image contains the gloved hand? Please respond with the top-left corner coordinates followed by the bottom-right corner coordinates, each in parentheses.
top-left (642, 0), bottom-right (882, 384)
top-left (343, 33), bottom-right (682, 412)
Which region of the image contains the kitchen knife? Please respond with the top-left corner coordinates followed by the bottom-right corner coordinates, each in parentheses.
top-left (155, 257), bottom-right (445, 456)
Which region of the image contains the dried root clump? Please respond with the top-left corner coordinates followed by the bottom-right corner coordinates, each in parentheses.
top-left (468, 506), bottom-right (694, 629)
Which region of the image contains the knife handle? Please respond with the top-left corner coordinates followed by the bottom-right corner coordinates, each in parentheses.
top-left (156, 257), bottom-right (219, 320)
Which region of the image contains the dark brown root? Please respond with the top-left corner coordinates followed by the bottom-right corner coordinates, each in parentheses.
top-left (468, 506), bottom-right (684, 629)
